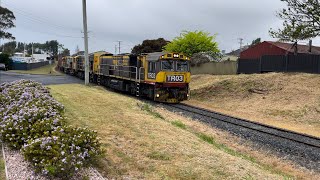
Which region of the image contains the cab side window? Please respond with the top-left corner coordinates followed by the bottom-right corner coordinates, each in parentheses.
top-left (148, 62), bottom-right (156, 73)
top-left (147, 62), bottom-right (156, 79)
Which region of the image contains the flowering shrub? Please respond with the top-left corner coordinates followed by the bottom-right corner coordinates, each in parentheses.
top-left (0, 80), bottom-right (63, 149)
top-left (0, 80), bottom-right (103, 178)
top-left (23, 126), bottom-right (102, 178)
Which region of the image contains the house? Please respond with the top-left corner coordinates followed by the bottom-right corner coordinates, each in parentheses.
top-left (227, 45), bottom-right (250, 57)
top-left (240, 41), bottom-right (320, 59)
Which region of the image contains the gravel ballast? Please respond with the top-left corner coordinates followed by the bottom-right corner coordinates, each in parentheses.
top-left (162, 104), bottom-right (320, 172)
top-left (3, 145), bottom-right (106, 180)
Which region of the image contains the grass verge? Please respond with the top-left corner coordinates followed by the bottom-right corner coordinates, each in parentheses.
top-left (48, 84), bottom-right (304, 179)
top-left (10, 62), bottom-right (62, 76)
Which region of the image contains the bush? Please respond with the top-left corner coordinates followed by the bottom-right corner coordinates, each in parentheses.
top-left (22, 126), bottom-right (103, 178)
top-left (0, 80), bottom-right (103, 178)
top-left (0, 53), bottom-right (13, 70)
top-left (0, 80), bottom-right (63, 149)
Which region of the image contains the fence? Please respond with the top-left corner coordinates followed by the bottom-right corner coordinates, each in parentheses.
top-left (12, 61), bottom-right (49, 70)
top-left (191, 61), bottom-right (237, 75)
top-left (238, 55), bottom-right (320, 74)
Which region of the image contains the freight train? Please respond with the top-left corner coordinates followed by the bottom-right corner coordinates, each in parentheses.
top-left (58, 51), bottom-right (191, 103)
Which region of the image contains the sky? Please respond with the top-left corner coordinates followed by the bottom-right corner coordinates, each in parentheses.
top-left (1, 0), bottom-right (316, 54)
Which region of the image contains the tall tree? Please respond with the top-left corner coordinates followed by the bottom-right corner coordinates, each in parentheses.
top-left (60, 48), bottom-right (70, 56)
top-left (44, 40), bottom-right (59, 56)
top-left (270, 0), bottom-right (320, 41)
top-left (0, 41), bottom-right (16, 55)
top-left (0, 6), bottom-right (16, 40)
top-left (131, 38), bottom-right (169, 54)
top-left (250, 38), bottom-right (261, 46)
top-left (164, 30), bottom-right (220, 57)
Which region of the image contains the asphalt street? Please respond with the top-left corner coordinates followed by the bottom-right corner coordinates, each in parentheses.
top-left (0, 71), bottom-right (83, 85)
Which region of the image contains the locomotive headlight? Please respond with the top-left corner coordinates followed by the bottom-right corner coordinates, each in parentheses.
top-left (173, 54), bottom-right (179, 58)
top-left (156, 94), bottom-right (160, 98)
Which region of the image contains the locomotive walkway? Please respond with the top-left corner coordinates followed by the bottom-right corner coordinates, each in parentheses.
top-left (163, 103), bottom-right (320, 172)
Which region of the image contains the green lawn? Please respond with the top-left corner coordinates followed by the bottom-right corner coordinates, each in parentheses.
top-left (10, 63), bottom-right (62, 76)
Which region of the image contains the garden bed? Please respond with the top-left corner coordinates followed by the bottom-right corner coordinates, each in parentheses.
top-left (0, 80), bottom-right (104, 179)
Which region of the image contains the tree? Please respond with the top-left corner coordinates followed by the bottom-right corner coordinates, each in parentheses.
top-left (250, 38), bottom-right (261, 47)
top-left (0, 41), bottom-right (16, 55)
top-left (60, 48), bottom-right (70, 56)
top-left (75, 45), bottom-right (80, 53)
top-left (270, 0), bottom-right (320, 41)
top-left (0, 6), bottom-right (16, 40)
top-left (0, 53), bottom-right (13, 69)
top-left (131, 38), bottom-right (169, 54)
top-left (164, 30), bottom-right (220, 57)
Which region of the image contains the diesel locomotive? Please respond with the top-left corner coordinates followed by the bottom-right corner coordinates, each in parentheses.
top-left (59, 52), bottom-right (191, 103)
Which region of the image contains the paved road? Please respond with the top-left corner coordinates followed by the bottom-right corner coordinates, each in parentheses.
top-left (0, 71), bottom-right (83, 85)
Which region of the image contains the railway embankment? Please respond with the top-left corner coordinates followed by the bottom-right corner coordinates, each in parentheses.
top-left (189, 73), bottom-right (320, 137)
top-left (47, 83), bottom-right (318, 179)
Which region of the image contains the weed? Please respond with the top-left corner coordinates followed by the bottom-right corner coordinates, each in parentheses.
top-left (82, 176), bottom-right (90, 180)
top-left (243, 174), bottom-right (255, 180)
top-left (197, 133), bottom-right (293, 179)
top-left (171, 120), bottom-right (187, 129)
top-left (198, 133), bottom-right (215, 144)
top-left (141, 104), bottom-right (164, 119)
top-left (147, 151), bottom-right (171, 161)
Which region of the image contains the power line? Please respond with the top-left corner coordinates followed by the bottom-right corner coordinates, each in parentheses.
top-left (2, 1), bottom-right (81, 32)
top-left (17, 21), bottom-right (82, 39)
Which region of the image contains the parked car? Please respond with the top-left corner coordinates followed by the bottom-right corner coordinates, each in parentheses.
top-left (0, 63), bottom-right (7, 71)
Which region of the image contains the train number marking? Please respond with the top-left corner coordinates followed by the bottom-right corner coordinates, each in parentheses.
top-left (166, 75), bottom-right (184, 82)
top-left (148, 73), bottom-right (156, 79)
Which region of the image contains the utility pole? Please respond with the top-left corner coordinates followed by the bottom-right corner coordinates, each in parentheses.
top-left (117, 41), bottom-right (122, 54)
top-left (32, 43), bottom-right (34, 57)
top-left (82, 0), bottom-right (89, 85)
top-left (0, 0), bottom-right (2, 52)
top-left (238, 38), bottom-right (243, 51)
top-left (115, 45), bottom-right (117, 55)
top-left (23, 43), bottom-right (26, 57)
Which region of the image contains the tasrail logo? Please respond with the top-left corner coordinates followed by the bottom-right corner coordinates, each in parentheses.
top-left (166, 75), bottom-right (184, 82)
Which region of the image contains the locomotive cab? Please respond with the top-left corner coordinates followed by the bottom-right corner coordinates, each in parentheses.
top-left (143, 52), bottom-right (191, 103)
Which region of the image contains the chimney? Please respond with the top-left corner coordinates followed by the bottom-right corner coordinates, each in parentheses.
top-left (309, 39), bottom-right (312, 53)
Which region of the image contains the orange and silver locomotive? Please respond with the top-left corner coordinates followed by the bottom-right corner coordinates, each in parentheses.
top-left (60, 52), bottom-right (191, 103)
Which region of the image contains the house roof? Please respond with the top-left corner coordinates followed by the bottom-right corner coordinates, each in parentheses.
top-left (266, 41), bottom-right (320, 55)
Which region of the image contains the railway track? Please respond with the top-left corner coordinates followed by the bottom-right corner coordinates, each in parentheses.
top-left (162, 103), bottom-right (320, 171)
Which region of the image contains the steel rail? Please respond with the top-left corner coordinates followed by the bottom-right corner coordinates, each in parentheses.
top-left (168, 103), bottom-right (320, 149)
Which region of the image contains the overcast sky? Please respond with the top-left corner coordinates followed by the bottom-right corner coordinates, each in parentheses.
top-left (1, 0), bottom-right (316, 54)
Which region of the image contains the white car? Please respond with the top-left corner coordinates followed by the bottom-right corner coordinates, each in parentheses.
top-left (0, 63), bottom-right (7, 71)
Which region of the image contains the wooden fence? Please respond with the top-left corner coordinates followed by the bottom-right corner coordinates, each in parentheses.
top-left (12, 61), bottom-right (49, 70)
top-left (191, 61), bottom-right (238, 75)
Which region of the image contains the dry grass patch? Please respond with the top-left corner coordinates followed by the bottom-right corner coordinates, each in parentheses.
top-left (189, 73), bottom-right (320, 137)
top-left (10, 63), bottom-right (62, 76)
top-left (156, 108), bottom-right (320, 180)
top-left (48, 84), bottom-right (287, 179)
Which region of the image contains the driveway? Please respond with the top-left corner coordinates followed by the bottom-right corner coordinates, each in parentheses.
top-left (0, 71), bottom-right (83, 85)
